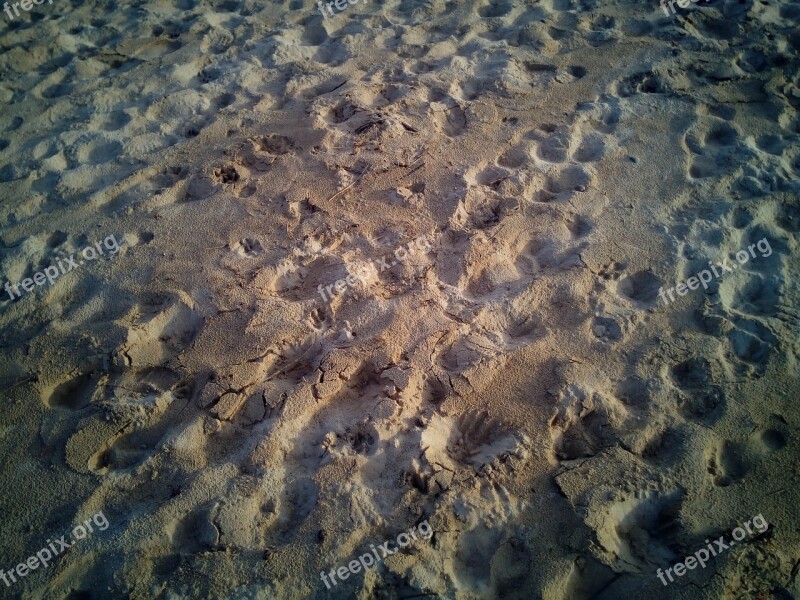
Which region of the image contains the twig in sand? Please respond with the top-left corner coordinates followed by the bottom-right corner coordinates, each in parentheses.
top-left (325, 167), bottom-right (371, 203)
top-left (405, 161), bottom-right (425, 177)
top-left (0, 377), bottom-right (35, 396)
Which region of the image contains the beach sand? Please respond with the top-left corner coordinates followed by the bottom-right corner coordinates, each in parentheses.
top-left (0, 0), bottom-right (798, 598)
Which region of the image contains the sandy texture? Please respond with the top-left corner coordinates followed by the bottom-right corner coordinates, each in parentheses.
top-left (0, 0), bottom-right (799, 598)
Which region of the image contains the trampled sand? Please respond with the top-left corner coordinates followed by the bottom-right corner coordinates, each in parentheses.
top-left (0, 0), bottom-right (798, 598)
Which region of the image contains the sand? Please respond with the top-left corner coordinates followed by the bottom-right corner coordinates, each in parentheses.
top-left (0, 0), bottom-right (798, 598)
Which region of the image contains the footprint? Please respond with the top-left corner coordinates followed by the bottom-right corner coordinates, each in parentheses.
top-left (453, 524), bottom-right (505, 589)
top-left (670, 357), bottom-right (712, 390)
top-left (551, 417), bottom-right (604, 460)
top-left (256, 134), bottom-right (296, 155)
top-left (262, 337), bottom-right (325, 385)
top-left (88, 422), bottom-right (154, 473)
top-left (704, 123), bottom-right (739, 148)
top-left (214, 92), bottom-right (236, 110)
top-left (567, 214), bottom-right (593, 238)
top-left (776, 203), bottom-right (800, 232)
top-left (170, 504), bottom-right (220, 553)
top-left (180, 174), bottom-right (217, 203)
top-left (43, 371), bottom-right (102, 410)
top-left (497, 145), bottom-right (529, 169)
top-left (516, 237), bottom-right (581, 274)
top-left (571, 132), bottom-right (606, 163)
top-left (233, 238), bottom-right (264, 258)
top-left (591, 316), bottom-right (622, 344)
top-left (614, 71), bottom-right (666, 98)
top-left (549, 398), bottom-right (624, 461)
top-left (478, 0), bottom-right (513, 18)
top-left (677, 386), bottom-right (725, 424)
top-left (565, 65), bottom-right (588, 81)
top-left (708, 422), bottom-right (788, 488)
top-left (621, 19), bottom-right (654, 37)
top-left (535, 127), bottom-right (571, 163)
top-left (435, 336), bottom-right (498, 372)
top-left (47, 230), bottom-right (68, 248)
top-left (307, 307), bottom-right (330, 332)
top-left (447, 410), bottom-right (520, 469)
top-left (579, 99), bottom-right (621, 134)
top-left (707, 440), bottom-right (750, 486)
top-left (66, 134), bottom-right (123, 167)
top-left (47, 367), bottom-right (193, 474)
top-left (669, 357), bottom-right (725, 423)
top-left (595, 260), bottom-right (624, 282)
top-left (726, 317), bottom-right (777, 377)
top-left (152, 165), bottom-right (187, 192)
top-left (543, 165), bottom-right (592, 197)
top-left (421, 375), bottom-right (449, 406)
top-left (461, 191), bottom-right (517, 231)
top-left (719, 273), bottom-right (780, 317)
top-left (199, 29), bottom-right (233, 54)
top-left (118, 301), bottom-right (204, 367)
top-left (563, 554), bottom-right (616, 600)
top-left (548, 384), bottom-right (626, 462)
top-left (683, 117), bottom-right (748, 180)
top-left (756, 427), bottom-right (786, 452)
top-left (80, 367), bottom-right (190, 474)
top-left (616, 270), bottom-right (662, 307)
top-left (267, 478), bottom-right (317, 546)
top-left (730, 205), bottom-right (753, 229)
top-left (326, 99), bottom-right (361, 124)
top-left (301, 21), bottom-right (328, 46)
top-left (212, 164), bottom-right (240, 184)
top-left (755, 133), bottom-right (786, 155)
top-left (592, 490), bottom-right (683, 572)
top-left (432, 104), bottom-right (467, 137)
top-left (419, 409), bottom-right (527, 485)
top-left (345, 421), bottom-right (379, 455)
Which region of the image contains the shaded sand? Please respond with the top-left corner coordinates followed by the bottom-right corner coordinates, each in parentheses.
top-left (0, 0), bottom-right (799, 598)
